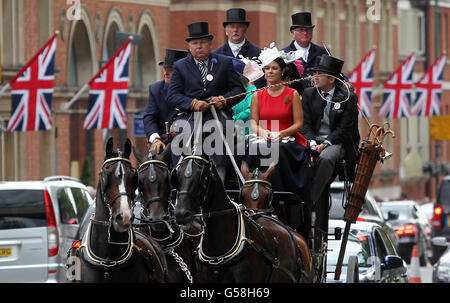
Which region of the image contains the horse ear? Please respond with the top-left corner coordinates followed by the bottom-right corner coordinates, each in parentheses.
top-left (123, 138), bottom-right (132, 159)
top-left (157, 143), bottom-right (172, 167)
top-left (261, 165), bottom-right (276, 181)
top-left (240, 161), bottom-right (251, 180)
top-left (132, 146), bottom-right (144, 165)
top-left (105, 137), bottom-right (114, 157)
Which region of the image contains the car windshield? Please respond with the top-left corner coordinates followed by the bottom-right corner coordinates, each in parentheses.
top-left (380, 204), bottom-right (412, 220)
top-left (327, 234), bottom-right (372, 268)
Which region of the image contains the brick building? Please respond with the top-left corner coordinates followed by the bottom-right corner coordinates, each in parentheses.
top-left (0, 0), bottom-right (419, 200)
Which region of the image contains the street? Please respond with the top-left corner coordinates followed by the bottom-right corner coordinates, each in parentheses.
top-left (408, 262), bottom-right (433, 283)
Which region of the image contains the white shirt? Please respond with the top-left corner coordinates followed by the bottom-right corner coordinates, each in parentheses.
top-left (293, 41), bottom-right (311, 62)
top-left (228, 39), bottom-right (246, 57)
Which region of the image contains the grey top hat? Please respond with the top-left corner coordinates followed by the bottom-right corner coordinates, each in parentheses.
top-left (186, 22), bottom-right (214, 42)
top-left (158, 48), bottom-right (188, 67)
top-left (309, 55), bottom-right (344, 79)
top-left (223, 8), bottom-right (250, 27)
top-left (290, 12), bottom-right (315, 31)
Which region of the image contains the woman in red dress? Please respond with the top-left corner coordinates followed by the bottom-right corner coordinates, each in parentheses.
top-left (246, 54), bottom-right (312, 239)
top-left (250, 57), bottom-right (305, 145)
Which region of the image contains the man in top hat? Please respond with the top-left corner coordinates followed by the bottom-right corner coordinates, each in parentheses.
top-left (282, 12), bottom-right (328, 77)
top-left (143, 48), bottom-right (188, 154)
top-left (168, 21), bottom-right (245, 182)
top-left (213, 8), bottom-right (261, 61)
top-left (301, 55), bottom-right (360, 205)
top-left (213, 8), bottom-right (265, 88)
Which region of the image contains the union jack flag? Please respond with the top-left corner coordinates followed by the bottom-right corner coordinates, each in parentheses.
top-left (83, 39), bottom-right (131, 130)
top-left (7, 34), bottom-right (57, 131)
top-left (348, 49), bottom-right (375, 118)
top-left (412, 54), bottom-right (446, 117)
top-left (379, 53), bottom-right (416, 118)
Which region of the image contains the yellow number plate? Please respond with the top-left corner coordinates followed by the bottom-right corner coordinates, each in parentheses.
top-left (0, 247), bottom-right (12, 257)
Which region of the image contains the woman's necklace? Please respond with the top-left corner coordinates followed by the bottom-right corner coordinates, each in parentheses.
top-left (267, 84), bottom-right (285, 97)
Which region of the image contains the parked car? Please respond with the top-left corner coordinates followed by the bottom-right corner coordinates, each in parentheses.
top-left (431, 237), bottom-right (450, 282)
top-left (433, 176), bottom-right (450, 241)
top-left (420, 202), bottom-right (435, 226)
top-left (416, 203), bottom-right (433, 248)
top-left (329, 182), bottom-right (399, 250)
top-left (379, 200), bottom-right (428, 265)
top-left (326, 219), bottom-right (408, 283)
top-left (0, 176), bottom-right (93, 282)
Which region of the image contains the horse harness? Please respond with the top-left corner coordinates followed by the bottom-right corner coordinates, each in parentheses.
top-left (71, 156), bottom-right (167, 282)
top-left (178, 155), bottom-right (301, 282)
top-left (136, 157), bottom-right (194, 283)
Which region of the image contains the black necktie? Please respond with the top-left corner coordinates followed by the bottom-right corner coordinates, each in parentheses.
top-left (198, 61), bottom-right (208, 85)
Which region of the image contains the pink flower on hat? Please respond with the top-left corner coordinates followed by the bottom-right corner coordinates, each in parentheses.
top-left (293, 60), bottom-right (304, 76)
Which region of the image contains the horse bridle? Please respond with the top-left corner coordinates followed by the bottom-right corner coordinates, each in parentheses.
top-left (175, 155), bottom-right (212, 207)
top-left (136, 158), bottom-right (178, 240)
top-left (241, 169), bottom-right (274, 209)
top-left (99, 157), bottom-right (136, 207)
top-left (138, 158), bottom-right (170, 209)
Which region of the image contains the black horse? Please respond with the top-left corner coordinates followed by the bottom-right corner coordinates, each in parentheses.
top-left (133, 144), bottom-right (199, 283)
top-left (172, 152), bottom-right (309, 283)
top-left (68, 138), bottom-right (168, 282)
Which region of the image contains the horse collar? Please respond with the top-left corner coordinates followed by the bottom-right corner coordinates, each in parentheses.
top-left (79, 221), bottom-right (140, 268)
top-left (198, 202), bottom-right (251, 266)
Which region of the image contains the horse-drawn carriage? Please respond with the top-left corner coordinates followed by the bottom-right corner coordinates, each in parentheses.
top-left (67, 118), bottom-right (393, 283)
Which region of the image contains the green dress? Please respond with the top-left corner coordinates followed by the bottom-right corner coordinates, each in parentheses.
top-left (232, 85), bottom-right (256, 135)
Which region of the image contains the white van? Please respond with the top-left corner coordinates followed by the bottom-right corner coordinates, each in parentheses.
top-left (0, 176), bottom-right (93, 282)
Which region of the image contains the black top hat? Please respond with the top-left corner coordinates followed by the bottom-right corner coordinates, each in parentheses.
top-left (290, 12), bottom-right (315, 31)
top-left (158, 48), bottom-right (188, 67)
top-left (223, 8), bottom-right (250, 28)
top-left (186, 22), bottom-right (214, 42)
top-left (309, 55), bottom-right (344, 79)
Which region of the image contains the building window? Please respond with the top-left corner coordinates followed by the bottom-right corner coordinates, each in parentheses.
top-left (67, 20), bottom-right (94, 87)
top-left (398, 9), bottom-right (425, 56)
top-left (135, 24), bottom-right (157, 89)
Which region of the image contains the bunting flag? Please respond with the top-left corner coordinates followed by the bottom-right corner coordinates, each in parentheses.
top-left (83, 39), bottom-right (131, 130)
top-left (348, 49), bottom-right (376, 118)
top-left (7, 34), bottom-right (57, 131)
top-left (379, 53), bottom-right (416, 118)
top-left (411, 54), bottom-right (446, 117)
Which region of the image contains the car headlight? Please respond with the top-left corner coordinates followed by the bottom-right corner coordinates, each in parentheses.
top-left (436, 262), bottom-right (450, 282)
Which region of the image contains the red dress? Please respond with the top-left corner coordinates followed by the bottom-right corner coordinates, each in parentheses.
top-left (257, 86), bottom-right (307, 146)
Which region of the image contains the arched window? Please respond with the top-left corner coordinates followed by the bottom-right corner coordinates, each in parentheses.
top-left (135, 11), bottom-right (159, 89)
top-left (102, 8), bottom-right (127, 146)
top-left (66, 9), bottom-right (97, 179)
top-left (67, 19), bottom-right (95, 87)
top-left (103, 8), bottom-right (125, 62)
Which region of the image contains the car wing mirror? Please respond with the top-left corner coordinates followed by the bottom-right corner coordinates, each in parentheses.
top-left (387, 211), bottom-right (399, 221)
top-left (381, 255), bottom-right (404, 271)
top-left (431, 236), bottom-right (449, 264)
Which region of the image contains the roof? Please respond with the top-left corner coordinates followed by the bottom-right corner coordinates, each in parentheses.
top-left (0, 181), bottom-right (46, 190)
top-left (0, 176), bottom-right (87, 191)
top-left (328, 219), bottom-right (382, 233)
